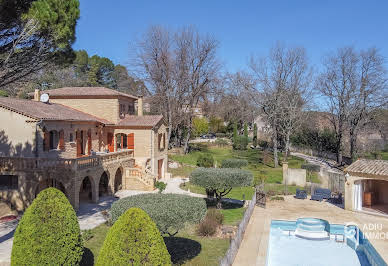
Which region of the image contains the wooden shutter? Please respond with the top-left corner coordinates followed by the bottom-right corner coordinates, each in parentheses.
top-left (59, 130), bottom-right (65, 151)
top-left (127, 133), bottom-right (134, 150)
top-left (76, 131), bottom-right (81, 157)
top-left (107, 133), bottom-right (114, 152)
top-left (163, 133), bottom-right (166, 149)
top-left (43, 130), bottom-right (50, 151)
top-left (87, 130), bottom-right (92, 155)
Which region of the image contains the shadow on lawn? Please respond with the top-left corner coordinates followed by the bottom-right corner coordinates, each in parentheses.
top-left (164, 237), bottom-right (202, 264)
top-left (205, 198), bottom-right (244, 209)
top-left (80, 247), bottom-right (94, 266)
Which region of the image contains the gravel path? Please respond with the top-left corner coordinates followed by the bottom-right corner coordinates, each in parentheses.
top-left (290, 152), bottom-right (343, 174)
top-left (162, 177), bottom-right (205, 198)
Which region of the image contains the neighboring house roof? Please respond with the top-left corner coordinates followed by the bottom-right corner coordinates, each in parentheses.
top-left (345, 159), bottom-right (388, 178)
top-left (28, 87), bottom-right (138, 100)
top-left (0, 97), bottom-right (111, 124)
top-left (117, 115), bottom-right (164, 128)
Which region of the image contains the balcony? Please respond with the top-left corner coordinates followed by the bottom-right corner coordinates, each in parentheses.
top-left (0, 150), bottom-right (134, 172)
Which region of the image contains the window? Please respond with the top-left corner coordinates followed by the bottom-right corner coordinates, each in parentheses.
top-left (116, 133), bottom-right (127, 150)
top-left (69, 133), bottom-right (74, 142)
top-left (0, 175), bottom-right (18, 190)
top-left (128, 103), bottom-right (135, 115)
top-left (158, 133), bottom-right (165, 151)
top-left (49, 130), bottom-right (59, 150)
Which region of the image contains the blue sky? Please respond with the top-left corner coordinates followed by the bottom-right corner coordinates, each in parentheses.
top-left (73, 0), bottom-right (388, 72)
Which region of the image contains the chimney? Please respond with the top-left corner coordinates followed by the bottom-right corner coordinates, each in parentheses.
top-left (34, 89), bottom-right (40, 101)
top-left (137, 95), bottom-right (143, 116)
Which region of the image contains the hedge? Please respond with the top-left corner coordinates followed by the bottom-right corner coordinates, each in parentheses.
top-left (11, 188), bottom-right (83, 265)
top-left (221, 158), bottom-right (248, 168)
top-left (97, 208), bottom-right (171, 266)
top-left (197, 153), bottom-right (214, 167)
top-left (111, 194), bottom-right (206, 236)
top-left (233, 135), bottom-right (248, 150)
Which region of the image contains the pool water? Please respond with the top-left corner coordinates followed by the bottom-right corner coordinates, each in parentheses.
top-left (266, 219), bottom-right (385, 266)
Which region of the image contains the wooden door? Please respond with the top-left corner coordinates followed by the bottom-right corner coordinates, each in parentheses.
top-left (158, 159), bottom-right (163, 179)
top-left (76, 131), bottom-right (81, 157)
top-left (87, 130), bottom-right (92, 155)
top-left (107, 133), bottom-right (114, 152)
top-left (127, 133), bottom-right (134, 150)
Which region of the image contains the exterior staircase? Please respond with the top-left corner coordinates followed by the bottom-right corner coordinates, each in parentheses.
top-left (124, 167), bottom-right (156, 191)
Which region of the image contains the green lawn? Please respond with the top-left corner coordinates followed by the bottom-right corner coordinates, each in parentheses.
top-left (83, 223), bottom-right (229, 266)
top-left (170, 145), bottom-right (311, 185)
top-left (221, 207), bottom-right (246, 225)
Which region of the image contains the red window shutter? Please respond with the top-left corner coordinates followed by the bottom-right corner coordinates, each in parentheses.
top-left (127, 133), bottom-right (134, 150)
top-left (43, 130), bottom-right (50, 151)
top-left (76, 131), bottom-right (81, 157)
top-left (59, 130), bottom-right (65, 151)
top-left (87, 130), bottom-right (92, 155)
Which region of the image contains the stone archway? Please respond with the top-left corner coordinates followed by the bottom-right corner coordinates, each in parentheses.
top-left (99, 171), bottom-right (110, 197)
top-left (114, 167), bottom-right (123, 193)
top-left (35, 178), bottom-right (66, 198)
top-left (79, 176), bottom-right (94, 203)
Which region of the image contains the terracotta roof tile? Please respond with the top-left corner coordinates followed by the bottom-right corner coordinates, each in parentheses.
top-left (345, 159), bottom-right (388, 177)
top-left (28, 87), bottom-right (138, 100)
top-left (0, 97), bottom-right (110, 124)
top-left (117, 115), bottom-right (164, 127)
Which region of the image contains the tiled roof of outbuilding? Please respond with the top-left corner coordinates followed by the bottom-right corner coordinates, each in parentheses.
top-left (345, 159), bottom-right (388, 177)
top-left (0, 97), bottom-right (111, 124)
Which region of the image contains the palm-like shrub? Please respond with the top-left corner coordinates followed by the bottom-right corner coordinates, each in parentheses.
top-left (97, 208), bottom-right (171, 266)
top-left (190, 168), bottom-right (253, 207)
top-left (111, 194), bottom-right (206, 236)
top-left (221, 158), bottom-right (248, 168)
top-left (11, 188), bottom-right (83, 265)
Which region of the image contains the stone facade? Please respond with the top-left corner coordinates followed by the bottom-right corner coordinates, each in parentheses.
top-left (0, 87), bottom-right (169, 210)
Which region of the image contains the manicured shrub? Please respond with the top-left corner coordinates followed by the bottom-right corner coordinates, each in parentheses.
top-left (215, 138), bottom-right (228, 147)
top-left (197, 217), bottom-right (218, 236)
top-left (155, 181), bottom-right (167, 193)
top-left (190, 168), bottom-right (253, 207)
top-left (97, 208), bottom-right (171, 266)
top-left (11, 188), bottom-right (83, 265)
top-left (221, 158), bottom-right (248, 168)
top-left (253, 123), bottom-right (258, 147)
top-left (206, 208), bottom-right (224, 225)
top-left (111, 194), bottom-right (206, 236)
top-left (196, 153), bottom-right (214, 168)
top-left (233, 135), bottom-right (248, 150)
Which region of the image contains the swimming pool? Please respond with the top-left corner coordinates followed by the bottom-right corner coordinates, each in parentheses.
top-left (266, 219), bottom-right (386, 266)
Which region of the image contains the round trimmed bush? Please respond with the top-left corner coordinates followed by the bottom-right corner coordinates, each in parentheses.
top-left (97, 208), bottom-right (171, 266)
top-left (111, 194), bottom-right (206, 236)
top-left (11, 188), bottom-right (83, 265)
top-left (196, 153), bottom-right (214, 168)
top-left (221, 158), bottom-right (248, 168)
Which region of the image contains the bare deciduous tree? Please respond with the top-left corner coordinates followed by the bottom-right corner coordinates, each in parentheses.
top-left (250, 44), bottom-right (311, 166)
top-left (131, 26), bottom-right (220, 153)
top-left (316, 47), bottom-right (387, 163)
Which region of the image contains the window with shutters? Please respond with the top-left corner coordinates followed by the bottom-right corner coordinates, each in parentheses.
top-left (49, 130), bottom-right (59, 150)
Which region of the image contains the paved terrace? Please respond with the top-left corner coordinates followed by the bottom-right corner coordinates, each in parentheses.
top-left (233, 195), bottom-right (388, 266)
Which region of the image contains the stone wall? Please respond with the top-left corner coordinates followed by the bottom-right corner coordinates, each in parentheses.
top-left (50, 98), bottom-right (120, 124)
top-left (282, 163), bottom-right (307, 187)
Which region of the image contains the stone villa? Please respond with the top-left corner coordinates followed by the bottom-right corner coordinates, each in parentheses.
top-left (0, 87), bottom-right (168, 210)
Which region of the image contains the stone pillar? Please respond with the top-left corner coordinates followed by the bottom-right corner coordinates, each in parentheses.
top-left (33, 89), bottom-right (40, 101)
top-left (282, 162), bottom-right (288, 184)
top-left (344, 179), bottom-right (354, 211)
top-left (137, 96), bottom-right (143, 116)
top-left (92, 176), bottom-right (99, 203)
top-left (67, 182), bottom-right (79, 211)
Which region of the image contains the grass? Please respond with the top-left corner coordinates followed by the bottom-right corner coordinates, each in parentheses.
top-left (221, 207), bottom-right (246, 225)
top-left (179, 182), bottom-right (254, 201)
top-left (83, 223), bottom-right (229, 266)
top-left (170, 144), bottom-right (311, 185)
top-left (169, 164), bottom-right (196, 178)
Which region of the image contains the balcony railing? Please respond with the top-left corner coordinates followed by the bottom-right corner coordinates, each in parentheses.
top-left (0, 150), bottom-right (134, 172)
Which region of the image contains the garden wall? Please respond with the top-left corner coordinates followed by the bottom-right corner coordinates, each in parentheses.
top-left (282, 163), bottom-right (306, 187)
top-left (219, 191), bottom-right (257, 266)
